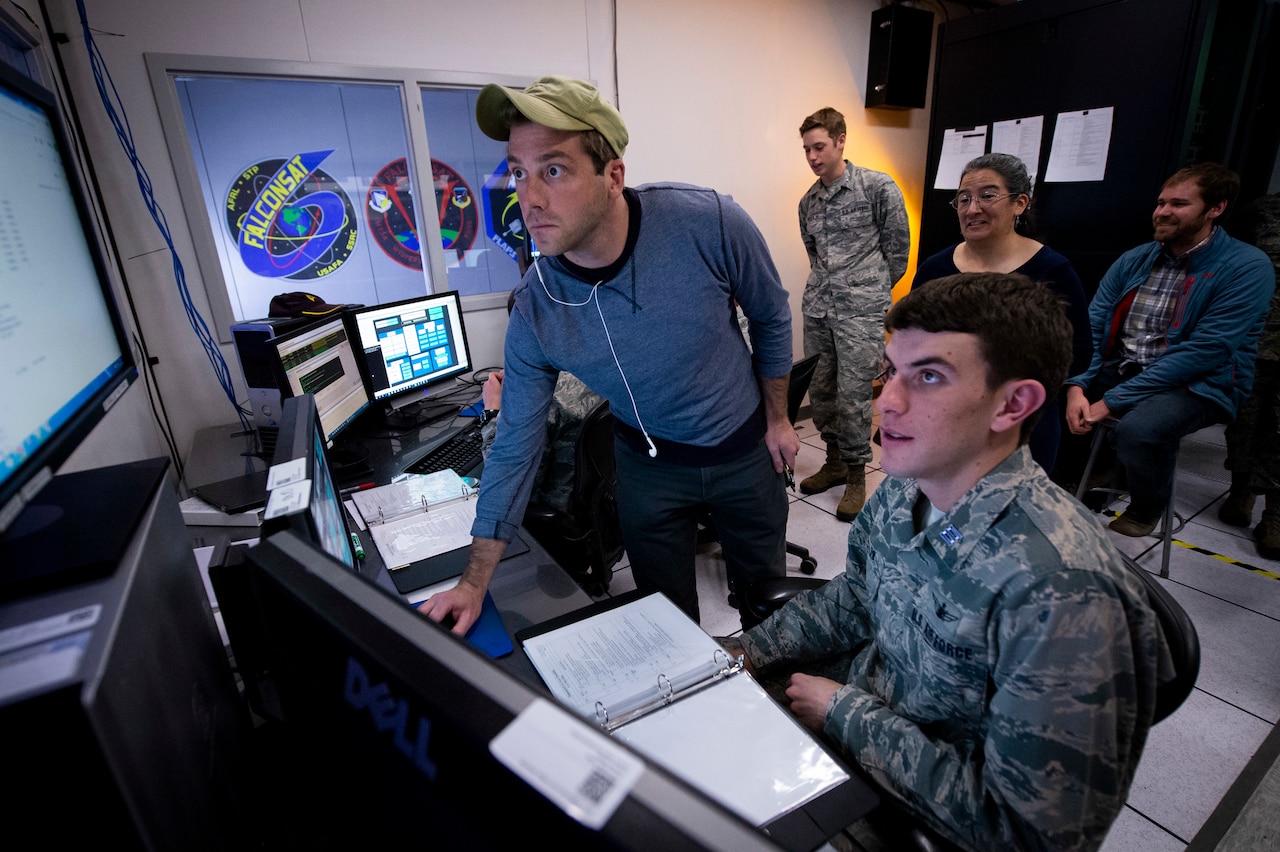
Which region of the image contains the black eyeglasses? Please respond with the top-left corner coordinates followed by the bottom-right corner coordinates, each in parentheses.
top-left (949, 191), bottom-right (1015, 210)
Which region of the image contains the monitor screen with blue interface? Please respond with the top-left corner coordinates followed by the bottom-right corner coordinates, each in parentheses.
top-left (264, 394), bottom-right (354, 569)
top-left (308, 425), bottom-right (354, 568)
top-left (349, 292), bottom-right (471, 405)
top-left (272, 316), bottom-right (370, 443)
top-left (0, 64), bottom-right (135, 528)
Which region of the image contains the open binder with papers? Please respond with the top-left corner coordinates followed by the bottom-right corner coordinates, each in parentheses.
top-left (348, 469), bottom-right (477, 574)
top-left (516, 591), bottom-right (878, 846)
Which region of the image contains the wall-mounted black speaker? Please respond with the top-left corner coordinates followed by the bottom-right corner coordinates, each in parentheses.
top-left (865, 4), bottom-right (934, 110)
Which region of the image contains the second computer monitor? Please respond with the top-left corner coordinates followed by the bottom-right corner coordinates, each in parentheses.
top-left (349, 292), bottom-right (472, 409)
top-left (271, 315), bottom-right (371, 443)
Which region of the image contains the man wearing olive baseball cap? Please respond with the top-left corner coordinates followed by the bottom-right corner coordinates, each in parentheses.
top-left (419, 75), bottom-right (799, 636)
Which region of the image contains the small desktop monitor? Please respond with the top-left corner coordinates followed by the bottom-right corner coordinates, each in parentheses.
top-left (261, 394), bottom-right (355, 569)
top-left (348, 292), bottom-right (472, 410)
top-left (0, 63), bottom-right (137, 534)
top-left (270, 314), bottom-right (370, 444)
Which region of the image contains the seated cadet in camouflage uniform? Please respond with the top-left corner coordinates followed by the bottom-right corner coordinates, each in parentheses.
top-left (478, 368), bottom-right (602, 513)
top-left (722, 273), bottom-right (1171, 852)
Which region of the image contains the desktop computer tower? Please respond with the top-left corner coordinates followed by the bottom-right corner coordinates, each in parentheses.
top-left (230, 315), bottom-right (313, 436)
top-left (0, 459), bottom-right (251, 849)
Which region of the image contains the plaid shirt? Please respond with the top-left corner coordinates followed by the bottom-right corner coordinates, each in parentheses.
top-left (1121, 228), bottom-right (1218, 365)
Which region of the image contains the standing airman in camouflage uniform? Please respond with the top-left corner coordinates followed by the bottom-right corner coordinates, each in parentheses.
top-left (1220, 192), bottom-right (1280, 558)
top-left (797, 107), bottom-right (910, 521)
top-left (725, 273), bottom-right (1171, 851)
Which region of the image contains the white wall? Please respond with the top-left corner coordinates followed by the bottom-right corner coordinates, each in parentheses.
top-left (43, 0), bottom-right (937, 483)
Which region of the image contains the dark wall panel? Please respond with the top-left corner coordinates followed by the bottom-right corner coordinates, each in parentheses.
top-left (920, 0), bottom-right (1213, 293)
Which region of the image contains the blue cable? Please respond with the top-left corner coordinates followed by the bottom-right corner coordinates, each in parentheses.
top-left (75, 0), bottom-right (251, 434)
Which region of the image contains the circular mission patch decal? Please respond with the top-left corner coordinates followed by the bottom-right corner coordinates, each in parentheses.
top-left (225, 150), bottom-right (358, 280)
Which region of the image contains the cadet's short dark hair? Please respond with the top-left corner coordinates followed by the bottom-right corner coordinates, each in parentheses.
top-left (799, 107), bottom-right (846, 139)
top-left (885, 272), bottom-right (1072, 442)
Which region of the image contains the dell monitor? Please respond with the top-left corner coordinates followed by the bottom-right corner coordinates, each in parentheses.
top-left (348, 292), bottom-right (472, 413)
top-left (0, 63), bottom-right (137, 536)
top-left (270, 314), bottom-right (370, 445)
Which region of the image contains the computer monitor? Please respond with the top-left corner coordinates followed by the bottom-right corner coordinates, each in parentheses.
top-left (348, 292), bottom-right (472, 410)
top-left (261, 394), bottom-right (355, 569)
top-left (242, 528), bottom-right (782, 850)
top-left (0, 63), bottom-right (137, 534)
top-left (270, 315), bottom-right (370, 444)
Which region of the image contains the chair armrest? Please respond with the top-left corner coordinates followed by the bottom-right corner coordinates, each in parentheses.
top-left (740, 577), bottom-right (827, 621)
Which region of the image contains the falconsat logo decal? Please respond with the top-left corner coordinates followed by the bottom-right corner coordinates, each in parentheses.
top-left (225, 150), bottom-right (357, 279)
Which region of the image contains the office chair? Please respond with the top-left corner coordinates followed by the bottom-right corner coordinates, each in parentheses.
top-left (521, 401), bottom-right (623, 597)
top-left (1121, 553), bottom-right (1200, 722)
top-left (1074, 416), bottom-right (1184, 577)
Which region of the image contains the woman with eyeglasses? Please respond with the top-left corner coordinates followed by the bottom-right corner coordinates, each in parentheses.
top-left (913, 153), bottom-right (1091, 473)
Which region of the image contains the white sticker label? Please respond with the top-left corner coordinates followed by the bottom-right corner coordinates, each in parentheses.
top-left (264, 479), bottom-right (310, 520)
top-left (0, 630), bottom-right (91, 703)
top-left (0, 604), bottom-right (101, 655)
top-left (267, 457), bottom-right (308, 491)
top-left (490, 698), bottom-right (642, 830)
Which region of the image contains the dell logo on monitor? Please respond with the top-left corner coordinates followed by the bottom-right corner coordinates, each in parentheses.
top-left (343, 656), bottom-right (438, 780)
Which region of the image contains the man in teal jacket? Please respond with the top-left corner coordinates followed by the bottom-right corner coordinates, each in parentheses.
top-left (1064, 163), bottom-right (1274, 536)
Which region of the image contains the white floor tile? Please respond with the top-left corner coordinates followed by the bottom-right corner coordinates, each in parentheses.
top-left (1123, 689), bottom-right (1272, 842)
top-left (1099, 806), bottom-right (1187, 852)
top-left (1158, 578), bottom-right (1280, 723)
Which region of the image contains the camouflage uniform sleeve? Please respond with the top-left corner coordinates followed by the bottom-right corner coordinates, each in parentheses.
top-left (799, 192), bottom-right (818, 269)
top-left (872, 173), bottom-right (910, 286)
top-left (827, 569), bottom-right (1145, 851)
top-left (480, 416), bottom-right (498, 459)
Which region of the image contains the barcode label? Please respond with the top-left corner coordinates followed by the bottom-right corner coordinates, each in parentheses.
top-left (579, 769), bottom-right (615, 803)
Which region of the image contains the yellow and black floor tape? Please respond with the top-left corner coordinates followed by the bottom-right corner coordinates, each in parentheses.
top-left (1104, 511), bottom-right (1280, 581)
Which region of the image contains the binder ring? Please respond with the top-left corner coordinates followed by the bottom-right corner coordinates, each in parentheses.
top-left (595, 701), bottom-right (609, 726)
top-left (657, 673), bottom-right (673, 702)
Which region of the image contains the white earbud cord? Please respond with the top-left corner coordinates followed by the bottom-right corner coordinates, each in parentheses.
top-left (535, 257), bottom-right (658, 457)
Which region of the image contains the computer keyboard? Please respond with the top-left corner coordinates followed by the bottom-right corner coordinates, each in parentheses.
top-left (404, 422), bottom-right (485, 477)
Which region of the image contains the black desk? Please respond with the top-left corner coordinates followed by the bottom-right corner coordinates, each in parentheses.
top-left (185, 420), bottom-right (884, 849)
top-left (183, 419), bottom-right (594, 687)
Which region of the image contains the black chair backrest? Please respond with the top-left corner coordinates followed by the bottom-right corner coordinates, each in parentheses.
top-left (1121, 555), bottom-right (1200, 723)
top-left (569, 401), bottom-right (624, 579)
top-left (787, 354), bottom-right (820, 425)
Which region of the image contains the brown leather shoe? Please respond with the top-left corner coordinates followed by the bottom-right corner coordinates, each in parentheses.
top-left (801, 444), bottom-right (848, 495)
top-left (1218, 490), bottom-right (1256, 527)
top-left (835, 469), bottom-right (866, 522)
top-left (1109, 509), bottom-right (1159, 537)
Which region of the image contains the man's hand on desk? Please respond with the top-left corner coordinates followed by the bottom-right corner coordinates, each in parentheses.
top-left (417, 536), bottom-right (507, 636)
top-left (417, 579), bottom-right (484, 636)
top-left (785, 673), bottom-right (841, 734)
